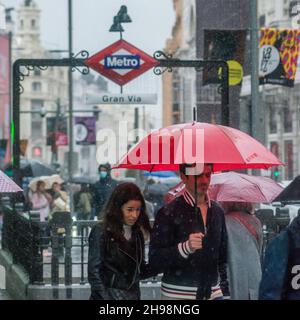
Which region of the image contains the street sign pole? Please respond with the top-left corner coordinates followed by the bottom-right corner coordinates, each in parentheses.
top-left (68, 0), bottom-right (74, 182)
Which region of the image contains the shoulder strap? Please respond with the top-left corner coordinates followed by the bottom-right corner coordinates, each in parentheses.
top-left (230, 212), bottom-right (260, 243)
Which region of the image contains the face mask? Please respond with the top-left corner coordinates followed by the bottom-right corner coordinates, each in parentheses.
top-left (99, 171), bottom-right (108, 179)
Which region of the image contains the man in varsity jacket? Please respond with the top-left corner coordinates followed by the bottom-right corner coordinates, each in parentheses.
top-left (149, 163), bottom-right (230, 300)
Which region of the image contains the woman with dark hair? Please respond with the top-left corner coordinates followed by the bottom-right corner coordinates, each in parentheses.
top-left (88, 182), bottom-right (154, 300)
top-left (220, 201), bottom-right (263, 300)
top-left (29, 180), bottom-right (52, 221)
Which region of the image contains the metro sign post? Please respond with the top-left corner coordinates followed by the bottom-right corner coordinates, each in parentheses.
top-left (84, 39), bottom-right (158, 87)
top-left (12, 4), bottom-right (229, 187)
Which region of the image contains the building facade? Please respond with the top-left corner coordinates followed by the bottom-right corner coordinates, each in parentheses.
top-left (240, 0), bottom-right (300, 180)
top-left (10, 0), bottom-right (155, 179)
top-left (162, 0), bottom-right (197, 126)
top-left (12, 0), bottom-right (69, 171)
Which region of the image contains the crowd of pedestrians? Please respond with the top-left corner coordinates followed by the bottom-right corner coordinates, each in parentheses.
top-left (7, 160), bottom-right (299, 300)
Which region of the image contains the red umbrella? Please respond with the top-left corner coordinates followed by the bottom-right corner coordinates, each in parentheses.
top-left (0, 170), bottom-right (23, 193)
top-left (114, 122), bottom-right (283, 172)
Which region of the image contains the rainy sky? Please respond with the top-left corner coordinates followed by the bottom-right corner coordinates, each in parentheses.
top-left (3, 0), bottom-right (175, 126)
top-left (3, 0), bottom-right (175, 55)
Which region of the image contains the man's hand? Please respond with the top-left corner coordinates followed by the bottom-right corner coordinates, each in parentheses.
top-left (188, 232), bottom-right (205, 251)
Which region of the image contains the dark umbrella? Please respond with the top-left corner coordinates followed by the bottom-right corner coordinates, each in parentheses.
top-left (273, 175), bottom-right (300, 204)
top-left (20, 159), bottom-right (56, 177)
top-left (69, 176), bottom-right (98, 185)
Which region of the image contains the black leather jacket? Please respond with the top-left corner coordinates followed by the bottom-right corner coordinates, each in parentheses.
top-left (88, 223), bottom-right (152, 300)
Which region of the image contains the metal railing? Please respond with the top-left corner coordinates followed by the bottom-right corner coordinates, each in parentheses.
top-left (0, 201), bottom-right (160, 299)
top-left (255, 208), bottom-right (291, 262)
top-left (1, 205), bottom-right (98, 286)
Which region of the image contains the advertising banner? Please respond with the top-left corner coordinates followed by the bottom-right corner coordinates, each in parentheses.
top-left (74, 116), bottom-right (96, 145)
top-left (259, 28), bottom-right (300, 87)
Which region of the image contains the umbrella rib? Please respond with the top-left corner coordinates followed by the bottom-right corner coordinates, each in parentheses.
top-left (240, 175), bottom-right (267, 202)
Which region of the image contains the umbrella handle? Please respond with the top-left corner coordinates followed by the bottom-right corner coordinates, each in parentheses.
top-left (193, 210), bottom-right (206, 235)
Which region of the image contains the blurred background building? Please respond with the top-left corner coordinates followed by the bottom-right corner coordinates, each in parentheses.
top-left (163, 0), bottom-right (300, 182)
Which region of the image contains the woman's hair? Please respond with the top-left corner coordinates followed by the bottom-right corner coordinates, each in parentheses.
top-left (220, 201), bottom-right (253, 214)
top-left (102, 182), bottom-right (151, 241)
top-left (52, 182), bottom-right (60, 189)
top-left (36, 180), bottom-right (45, 191)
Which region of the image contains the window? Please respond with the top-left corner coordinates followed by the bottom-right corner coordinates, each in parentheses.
top-left (259, 15), bottom-right (266, 27)
top-left (20, 20), bottom-right (24, 29)
top-left (173, 103), bottom-right (180, 112)
top-left (31, 19), bottom-right (36, 28)
top-left (189, 7), bottom-right (195, 37)
top-left (283, 106), bottom-right (293, 132)
top-left (183, 78), bottom-right (192, 122)
top-left (34, 68), bottom-right (41, 76)
top-left (31, 121), bottom-right (42, 140)
top-left (172, 70), bottom-right (181, 114)
top-left (269, 105), bottom-right (277, 133)
top-left (270, 141), bottom-right (279, 158)
top-left (284, 140), bottom-right (293, 180)
top-left (32, 82), bottom-right (42, 92)
top-left (173, 113), bottom-right (180, 124)
top-left (31, 99), bottom-right (44, 120)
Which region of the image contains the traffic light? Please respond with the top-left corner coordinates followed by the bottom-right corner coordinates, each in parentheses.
top-left (33, 146), bottom-right (42, 157)
top-left (273, 168), bottom-right (280, 181)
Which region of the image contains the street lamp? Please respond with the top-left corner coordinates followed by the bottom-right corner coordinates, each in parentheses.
top-left (68, 0), bottom-right (74, 182)
top-left (109, 5), bottom-right (132, 94)
top-left (109, 5), bottom-right (132, 39)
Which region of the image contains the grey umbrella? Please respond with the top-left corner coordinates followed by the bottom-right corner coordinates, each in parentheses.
top-left (20, 159), bottom-right (56, 177)
top-left (69, 176), bottom-right (98, 185)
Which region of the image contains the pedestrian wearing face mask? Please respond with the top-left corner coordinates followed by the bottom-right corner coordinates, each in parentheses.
top-left (91, 163), bottom-right (118, 219)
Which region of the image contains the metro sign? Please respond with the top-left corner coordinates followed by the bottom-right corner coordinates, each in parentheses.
top-left (84, 39), bottom-right (158, 86)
